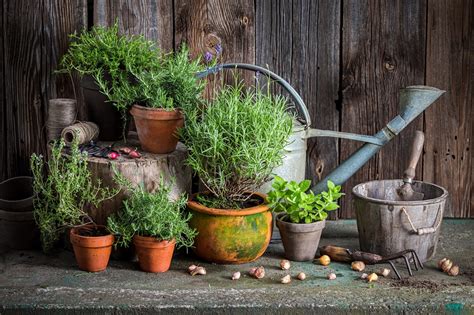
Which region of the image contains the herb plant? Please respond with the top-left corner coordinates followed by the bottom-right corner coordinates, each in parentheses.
top-left (30, 140), bottom-right (118, 252)
top-left (58, 23), bottom-right (160, 123)
top-left (133, 46), bottom-right (207, 112)
top-left (267, 176), bottom-right (344, 224)
top-left (107, 176), bottom-right (197, 248)
top-left (180, 84), bottom-right (293, 209)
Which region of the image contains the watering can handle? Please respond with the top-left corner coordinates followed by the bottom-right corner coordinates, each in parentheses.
top-left (401, 206), bottom-right (443, 235)
top-left (197, 63), bottom-right (311, 128)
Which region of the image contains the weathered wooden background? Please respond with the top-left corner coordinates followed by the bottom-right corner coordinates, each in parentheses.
top-left (1, 0), bottom-right (472, 218)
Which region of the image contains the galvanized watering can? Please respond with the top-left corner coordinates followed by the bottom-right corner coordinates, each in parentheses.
top-left (197, 63), bottom-right (445, 193)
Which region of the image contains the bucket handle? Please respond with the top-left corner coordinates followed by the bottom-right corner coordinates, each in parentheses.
top-left (401, 206), bottom-right (443, 235)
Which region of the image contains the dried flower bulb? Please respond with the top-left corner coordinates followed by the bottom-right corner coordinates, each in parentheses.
top-left (441, 259), bottom-right (453, 273)
top-left (297, 272), bottom-right (306, 280)
top-left (367, 273), bottom-right (378, 282)
top-left (378, 268), bottom-right (391, 277)
top-left (327, 273), bottom-right (336, 280)
top-left (280, 259), bottom-right (291, 270)
top-left (319, 255), bottom-right (331, 266)
top-left (448, 265), bottom-right (459, 276)
top-left (232, 271), bottom-right (241, 280)
top-left (281, 274), bottom-right (291, 284)
top-left (438, 258), bottom-right (447, 270)
top-left (188, 265), bottom-right (198, 273)
top-left (190, 266), bottom-right (206, 276)
top-left (351, 261), bottom-right (366, 272)
top-left (250, 266), bottom-right (265, 279)
top-left (360, 273), bottom-right (368, 280)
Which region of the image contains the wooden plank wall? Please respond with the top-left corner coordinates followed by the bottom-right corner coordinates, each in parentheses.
top-left (1, 0), bottom-right (472, 218)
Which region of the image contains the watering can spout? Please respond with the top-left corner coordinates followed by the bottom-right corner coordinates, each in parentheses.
top-left (399, 86), bottom-right (445, 125)
top-left (311, 85), bottom-right (445, 194)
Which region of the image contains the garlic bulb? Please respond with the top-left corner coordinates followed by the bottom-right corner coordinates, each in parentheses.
top-left (281, 274), bottom-right (291, 284)
top-left (297, 272), bottom-right (306, 280)
top-left (232, 271), bottom-right (241, 280)
top-left (280, 259), bottom-right (291, 270)
top-left (250, 266), bottom-right (265, 279)
top-left (351, 261), bottom-right (366, 272)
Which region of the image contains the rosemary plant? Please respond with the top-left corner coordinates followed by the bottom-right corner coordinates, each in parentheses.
top-left (30, 140), bottom-right (118, 252)
top-left (180, 84), bottom-right (294, 209)
top-left (107, 175), bottom-right (196, 248)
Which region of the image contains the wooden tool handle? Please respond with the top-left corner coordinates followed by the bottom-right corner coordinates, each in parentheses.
top-left (319, 245), bottom-right (353, 263)
top-left (403, 131), bottom-right (424, 180)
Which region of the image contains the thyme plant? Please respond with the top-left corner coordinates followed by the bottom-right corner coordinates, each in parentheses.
top-left (267, 177), bottom-right (344, 223)
top-left (180, 84), bottom-right (294, 209)
top-left (30, 140), bottom-right (118, 252)
top-left (107, 175), bottom-right (197, 248)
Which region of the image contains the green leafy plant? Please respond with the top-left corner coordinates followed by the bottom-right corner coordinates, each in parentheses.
top-left (58, 23), bottom-right (160, 125)
top-left (267, 176), bottom-right (344, 224)
top-left (107, 175), bottom-right (197, 248)
top-left (132, 46), bottom-right (207, 112)
top-left (180, 83), bottom-right (294, 209)
top-left (30, 140), bottom-right (118, 252)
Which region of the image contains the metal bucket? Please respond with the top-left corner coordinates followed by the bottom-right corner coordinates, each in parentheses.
top-left (352, 180), bottom-right (448, 262)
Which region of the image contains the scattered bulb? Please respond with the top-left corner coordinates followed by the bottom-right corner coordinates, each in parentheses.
top-left (249, 266), bottom-right (265, 279)
top-left (190, 266), bottom-right (206, 276)
top-left (361, 273), bottom-right (368, 280)
top-left (367, 273), bottom-right (378, 282)
top-left (281, 274), bottom-right (291, 284)
top-left (351, 261), bottom-right (366, 272)
top-left (319, 255), bottom-right (331, 266)
top-left (280, 259), bottom-right (291, 270)
top-left (378, 268), bottom-right (391, 277)
top-left (327, 273), bottom-right (336, 280)
top-left (232, 271), bottom-right (241, 280)
top-left (297, 272), bottom-right (306, 280)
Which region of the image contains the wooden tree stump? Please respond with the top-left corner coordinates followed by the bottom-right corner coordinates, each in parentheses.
top-left (85, 137), bottom-right (191, 225)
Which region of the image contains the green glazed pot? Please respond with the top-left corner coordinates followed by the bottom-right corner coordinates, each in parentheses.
top-left (187, 192), bottom-right (272, 264)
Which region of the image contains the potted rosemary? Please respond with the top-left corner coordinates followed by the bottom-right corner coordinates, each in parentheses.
top-left (30, 140), bottom-right (118, 272)
top-left (267, 176), bottom-right (344, 261)
top-left (107, 176), bottom-right (196, 273)
top-left (58, 23), bottom-right (160, 140)
top-left (180, 84), bottom-right (293, 264)
top-left (130, 46), bottom-right (207, 154)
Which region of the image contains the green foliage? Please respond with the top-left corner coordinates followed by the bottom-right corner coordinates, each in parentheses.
top-left (30, 140), bottom-right (118, 252)
top-left (133, 46), bottom-right (207, 112)
top-left (58, 23), bottom-right (160, 115)
top-left (180, 84), bottom-right (293, 209)
top-left (267, 176), bottom-right (344, 224)
top-left (107, 175), bottom-right (197, 249)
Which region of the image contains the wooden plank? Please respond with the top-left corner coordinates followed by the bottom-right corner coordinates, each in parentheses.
top-left (256, 0), bottom-right (341, 219)
top-left (43, 0), bottom-right (88, 120)
top-left (2, 0), bottom-right (45, 179)
top-left (0, 0), bottom-right (6, 180)
top-left (424, 0), bottom-right (473, 217)
top-left (175, 0), bottom-right (255, 86)
top-left (93, 0), bottom-right (174, 52)
top-left (340, 0), bottom-right (427, 218)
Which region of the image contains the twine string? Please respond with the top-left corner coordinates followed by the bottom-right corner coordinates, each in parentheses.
top-left (61, 121), bottom-right (99, 146)
top-left (47, 99), bottom-right (77, 142)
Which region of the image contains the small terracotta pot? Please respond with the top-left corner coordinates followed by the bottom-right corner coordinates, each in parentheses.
top-left (276, 213), bottom-right (325, 261)
top-left (187, 192), bottom-right (272, 264)
top-left (70, 225), bottom-right (114, 272)
top-left (133, 235), bottom-right (176, 273)
top-left (130, 105), bottom-right (184, 154)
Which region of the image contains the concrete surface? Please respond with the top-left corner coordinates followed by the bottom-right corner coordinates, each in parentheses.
top-left (0, 219), bottom-right (472, 314)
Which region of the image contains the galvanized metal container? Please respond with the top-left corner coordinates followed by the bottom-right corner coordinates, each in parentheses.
top-left (353, 180), bottom-right (448, 262)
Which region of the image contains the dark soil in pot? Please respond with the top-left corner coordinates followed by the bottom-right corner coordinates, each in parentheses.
top-left (81, 75), bottom-right (126, 141)
top-left (276, 213), bottom-right (325, 261)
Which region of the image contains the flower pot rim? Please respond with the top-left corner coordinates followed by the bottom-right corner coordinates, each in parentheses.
top-left (70, 225), bottom-right (114, 245)
top-left (130, 104), bottom-right (184, 120)
top-left (276, 213), bottom-right (326, 232)
top-left (133, 235), bottom-right (176, 248)
top-left (187, 191), bottom-right (269, 216)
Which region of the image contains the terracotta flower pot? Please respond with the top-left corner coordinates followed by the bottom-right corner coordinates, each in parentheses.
top-left (276, 213), bottom-right (325, 261)
top-left (133, 235), bottom-right (176, 273)
top-left (70, 225), bottom-right (114, 272)
top-left (187, 192), bottom-right (272, 264)
top-left (130, 105), bottom-right (184, 154)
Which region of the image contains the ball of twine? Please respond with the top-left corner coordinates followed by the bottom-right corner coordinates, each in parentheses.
top-left (61, 121), bottom-right (99, 146)
top-left (47, 98), bottom-right (77, 141)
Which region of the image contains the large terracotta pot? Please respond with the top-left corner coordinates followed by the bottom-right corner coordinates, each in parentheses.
top-left (70, 225), bottom-right (114, 272)
top-left (130, 105), bottom-right (184, 154)
top-left (276, 213), bottom-right (325, 261)
top-left (187, 192), bottom-right (272, 264)
top-left (133, 236), bottom-right (176, 273)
